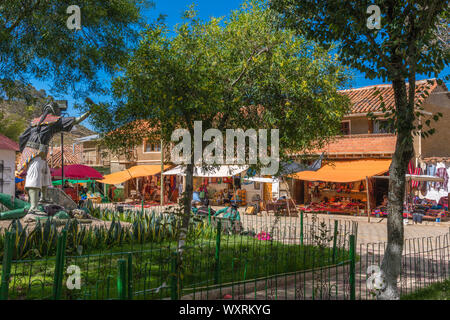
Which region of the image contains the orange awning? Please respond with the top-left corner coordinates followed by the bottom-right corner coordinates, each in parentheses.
top-left (290, 159), bottom-right (391, 183)
top-left (98, 165), bottom-right (170, 185)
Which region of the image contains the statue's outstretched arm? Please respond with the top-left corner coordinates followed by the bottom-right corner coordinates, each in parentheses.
top-left (74, 98), bottom-right (94, 124)
top-left (74, 110), bottom-right (91, 124)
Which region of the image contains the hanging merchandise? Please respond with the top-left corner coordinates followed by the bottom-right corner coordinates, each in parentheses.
top-left (411, 167), bottom-right (422, 188)
top-left (435, 167), bottom-right (449, 192)
top-left (426, 164), bottom-right (436, 190)
top-left (234, 176), bottom-right (241, 189)
top-left (408, 160), bottom-right (415, 175)
top-left (359, 181), bottom-right (365, 192)
top-left (178, 176), bottom-right (183, 194)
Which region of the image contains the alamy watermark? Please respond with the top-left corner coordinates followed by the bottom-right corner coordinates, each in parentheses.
top-left (66, 5), bottom-right (81, 30)
top-left (66, 265), bottom-right (81, 290)
top-left (367, 5), bottom-right (381, 30)
top-left (366, 265), bottom-right (387, 295)
top-left (170, 121), bottom-right (279, 175)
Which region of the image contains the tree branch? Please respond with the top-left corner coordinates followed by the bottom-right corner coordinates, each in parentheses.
top-left (230, 46), bottom-right (269, 87)
top-left (6, 0), bottom-right (42, 34)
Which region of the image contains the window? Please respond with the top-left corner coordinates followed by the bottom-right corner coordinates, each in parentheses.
top-left (143, 140), bottom-right (161, 153)
top-left (374, 120), bottom-right (395, 134)
top-left (341, 121), bottom-right (351, 135)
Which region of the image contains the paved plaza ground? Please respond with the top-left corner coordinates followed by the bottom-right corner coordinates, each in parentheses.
top-left (306, 213), bottom-right (449, 244)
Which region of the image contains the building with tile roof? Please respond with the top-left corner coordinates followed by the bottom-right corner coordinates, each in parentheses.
top-left (289, 79), bottom-right (450, 205)
top-left (47, 144), bottom-right (83, 168)
top-left (0, 134), bottom-right (20, 197)
top-left (299, 79), bottom-right (449, 160)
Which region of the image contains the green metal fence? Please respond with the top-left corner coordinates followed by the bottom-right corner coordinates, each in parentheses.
top-left (357, 231), bottom-right (450, 300)
top-left (0, 209), bottom-right (359, 300)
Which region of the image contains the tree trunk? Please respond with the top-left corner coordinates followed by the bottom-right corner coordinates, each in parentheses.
top-left (175, 163), bottom-right (194, 297)
top-left (378, 79), bottom-right (414, 300)
top-left (177, 163), bottom-right (194, 254)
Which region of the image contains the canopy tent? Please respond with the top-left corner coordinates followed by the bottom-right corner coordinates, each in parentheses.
top-left (98, 165), bottom-right (170, 185)
top-left (290, 159), bottom-right (392, 183)
top-left (163, 165), bottom-right (248, 177)
top-left (243, 176), bottom-right (279, 183)
top-left (52, 179), bottom-right (92, 185)
top-left (279, 153), bottom-right (324, 175)
top-left (52, 164), bottom-right (103, 180)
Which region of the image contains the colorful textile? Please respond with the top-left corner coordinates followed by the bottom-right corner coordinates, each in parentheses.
top-left (408, 160), bottom-right (415, 174)
top-left (435, 167), bottom-right (448, 192)
top-left (30, 114), bottom-right (61, 126)
top-left (411, 167), bottom-right (422, 188)
top-left (16, 146), bottom-right (40, 176)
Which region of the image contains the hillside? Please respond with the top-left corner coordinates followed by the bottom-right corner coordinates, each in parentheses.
top-left (50, 124), bottom-right (96, 146)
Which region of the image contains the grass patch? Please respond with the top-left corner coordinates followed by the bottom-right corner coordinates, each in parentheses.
top-left (401, 279), bottom-right (450, 300)
top-left (2, 235), bottom-right (351, 300)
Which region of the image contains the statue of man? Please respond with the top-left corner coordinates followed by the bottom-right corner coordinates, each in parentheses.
top-left (16, 100), bottom-right (92, 220)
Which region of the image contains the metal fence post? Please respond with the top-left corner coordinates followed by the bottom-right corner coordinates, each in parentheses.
top-left (349, 234), bottom-right (356, 300)
top-left (127, 253), bottom-right (133, 300)
top-left (208, 206), bottom-right (211, 225)
top-left (300, 211), bottom-right (304, 246)
top-left (0, 232), bottom-right (14, 300)
top-left (332, 220), bottom-right (338, 263)
top-left (170, 251), bottom-right (178, 300)
top-left (53, 229), bottom-right (67, 300)
top-left (117, 259), bottom-right (127, 300)
top-left (214, 219), bottom-right (222, 284)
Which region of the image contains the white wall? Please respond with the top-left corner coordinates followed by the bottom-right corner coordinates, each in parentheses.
top-left (242, 181), bottom-right (263, 203)
top-left (0, 149), bottom-right (16, 197)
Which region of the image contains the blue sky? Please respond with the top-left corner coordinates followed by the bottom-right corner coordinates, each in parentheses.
top-left (30, 0), bottom-right (449, 131)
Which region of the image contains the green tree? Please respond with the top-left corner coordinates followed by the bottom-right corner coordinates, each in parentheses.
top-left (0, 0), bottom-right (151, 99)
top-left (88, 0), bottom-right (350, 294)
top-left (271, 0), bottom-right (449, 299)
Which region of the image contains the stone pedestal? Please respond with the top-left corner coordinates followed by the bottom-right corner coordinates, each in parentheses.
top-left (45, 187), bottom-right (78, 211)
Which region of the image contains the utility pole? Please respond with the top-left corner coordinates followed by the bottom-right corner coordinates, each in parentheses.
top-left (61, 132), bottom-right (64, 187)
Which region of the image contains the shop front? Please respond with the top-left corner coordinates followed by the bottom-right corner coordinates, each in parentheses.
top-left (98, 165), bottom-right (173, 205)
top-left (291, 159), bottom-right (392, 217)
top-left (163, 165), bottom-right (250, 206)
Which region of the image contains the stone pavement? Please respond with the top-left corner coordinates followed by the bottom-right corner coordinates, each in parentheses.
top-left (312, 213), bottom-right (450, 244)
top-left (201, 210), bottom-right (450, 300)
top-left (235, 209), bottom-right (450, 244)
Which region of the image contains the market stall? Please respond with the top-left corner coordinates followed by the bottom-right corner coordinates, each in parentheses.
top-left (371, 174), bottom-right (448, 221)
top-left (290, 159), bottom-right (392, 217)
top-left (163, 165), bottom-right (249, 206)
top-left (98, 165), bottom-right (172, 205)
top-left (52, 164), bottom-right (104, 203)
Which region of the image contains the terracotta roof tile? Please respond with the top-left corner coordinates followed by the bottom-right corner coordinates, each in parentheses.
top-left (0, 134), bottom-right (19, 151)
top-left (339, 79), bottom-right (441, 115)
top-left (47, 145), bottom-right (83, 168)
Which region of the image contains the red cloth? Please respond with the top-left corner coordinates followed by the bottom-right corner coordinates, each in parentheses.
top-left (52, 164), bottom-right (103, 179)
top-left (411, 167), bottom-right (421, 188)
